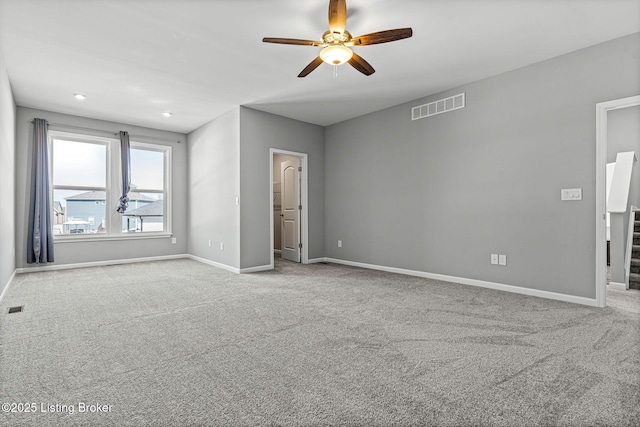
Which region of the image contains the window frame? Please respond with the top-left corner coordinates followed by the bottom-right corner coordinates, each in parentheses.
top-left (49, 130), bottom-right (172, 242)
top-left (119, 141), bottom-right (172, 236)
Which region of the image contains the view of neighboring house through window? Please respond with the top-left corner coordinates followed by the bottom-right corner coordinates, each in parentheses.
top-left (122, 146), bottom-right (166, 233)
top-left (52, 136), bottom-right (108, 235)
top-left (50, 131), bottom-right (171, 238)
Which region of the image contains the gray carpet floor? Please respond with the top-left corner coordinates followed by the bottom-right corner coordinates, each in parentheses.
top-left (1, 258), bottom-right (639, 426)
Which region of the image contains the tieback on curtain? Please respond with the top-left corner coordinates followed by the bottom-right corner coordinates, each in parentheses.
top-left (116, 131), bottom-right (131, 214)
top-left (27, 118), bottom-right (54, 264)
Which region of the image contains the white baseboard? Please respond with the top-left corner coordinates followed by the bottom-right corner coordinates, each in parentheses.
top-left (189, 255), bottom-right (271, 274)
top-left (274, 249), bottom-right (282, 254)
top-left (240, 264), bottom-right (272, 274)
top-left (9, 252), bottom-right (600, 307)
top-left (609, 281), bottom-right (627, 291)
top-left (188, 254), bottom-right (240, 274)
top-left (323, 257), bottom-right (598, 307)
top-left (0, 269), bottom-right (17, 305)
top-left (15, 254), bottom-right (189, 274)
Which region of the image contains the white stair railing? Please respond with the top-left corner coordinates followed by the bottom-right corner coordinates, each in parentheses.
top-left (625, 208), bottom-right (638, 289)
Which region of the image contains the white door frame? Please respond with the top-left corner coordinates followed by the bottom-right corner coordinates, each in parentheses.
top-left (595, 95), bottom-right (640, 307)
top-left (280, 157), bottom-right (302, 263)
top-left (269, 148), bottom-right (309, 269)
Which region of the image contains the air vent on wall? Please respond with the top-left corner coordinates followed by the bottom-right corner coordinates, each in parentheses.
top-left (411, 93), bottom-right (465, 121)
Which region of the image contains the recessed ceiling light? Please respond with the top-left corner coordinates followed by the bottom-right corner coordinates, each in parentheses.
top-left (162, 111), bottom-right (173, 117)
top-left (73, 93), bottom-right (87, 100)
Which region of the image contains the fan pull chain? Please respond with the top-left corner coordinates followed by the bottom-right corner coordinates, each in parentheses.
top-left (333, 65), bottom-right (338, 78)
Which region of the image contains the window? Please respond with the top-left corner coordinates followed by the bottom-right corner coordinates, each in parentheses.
top-left (121, 144), bottom-right (167, 233)
top-left (50, 131), bottom-right (172, 239)
top-left (52, 136), bottom-right (108, 235)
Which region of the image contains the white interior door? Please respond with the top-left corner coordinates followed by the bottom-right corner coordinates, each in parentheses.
top-left (281, 158), bottom-right (301, 262)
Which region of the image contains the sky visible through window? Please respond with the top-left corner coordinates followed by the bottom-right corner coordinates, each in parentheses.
top-left (53, 140), bottom-right (164, 208)
top-left (53, 139), bottom-right (105, 188)
top-left (131, 148), bottom-right (164, 190)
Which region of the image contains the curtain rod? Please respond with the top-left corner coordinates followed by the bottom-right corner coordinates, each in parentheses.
top-left (29, 120), bottom-right (183, 144)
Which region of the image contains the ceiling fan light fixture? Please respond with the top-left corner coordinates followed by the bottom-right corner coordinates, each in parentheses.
top-left (263, 0), bottom-right (412, 77)
top-left (319, 44), bottom-right (353, 65)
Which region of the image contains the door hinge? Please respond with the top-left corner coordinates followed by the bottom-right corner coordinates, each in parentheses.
top-left (298, 205), bottom-right (302, 210)
top-left (298, 166), bottom-right (302, 172)
top-left (298, 243), bottom-right (302, 249)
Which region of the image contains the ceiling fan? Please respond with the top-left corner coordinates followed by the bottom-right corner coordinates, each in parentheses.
top-left (262, 0), bottom-right (413, 77)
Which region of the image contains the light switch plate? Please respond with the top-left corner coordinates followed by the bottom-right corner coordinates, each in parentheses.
top-left (499, 255), bottom-right (507, 266)
top-left (561, 188), bottom-right (582, 201)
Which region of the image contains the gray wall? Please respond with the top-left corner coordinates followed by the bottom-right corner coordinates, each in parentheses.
top-left (239, 107), bottom-right (324, 268)
top-left (187, 107), bottom-right (241, 269)
top-left (0, 54), bottom-right (16, 293)
top-left (15, 107), bottom-right (188, 268)
top-left (324, 33), bottom-right (640, 299)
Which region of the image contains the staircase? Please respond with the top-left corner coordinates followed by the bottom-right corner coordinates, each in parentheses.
top-left (631, 217), bottom-right (640, 290)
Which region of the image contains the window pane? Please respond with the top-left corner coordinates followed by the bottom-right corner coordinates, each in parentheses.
top-left (53, 139), bottom-right (106, 187)
top-left (121, 193), bottom-right (163, 233)
top-left (53, 189), bottom-right (106, 235)
top-left (130, 148), bottom-right (164, 191)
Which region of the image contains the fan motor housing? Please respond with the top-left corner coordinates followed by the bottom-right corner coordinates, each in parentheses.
top-left (322, 30), bottom-right (352, 44)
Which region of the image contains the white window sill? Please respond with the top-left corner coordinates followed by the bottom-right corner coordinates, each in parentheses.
top-left (54, 233), bottom-right (173, 243)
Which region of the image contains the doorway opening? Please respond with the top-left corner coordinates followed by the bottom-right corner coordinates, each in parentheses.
top-left (270, 149), bottom-right (309, 269)
top-left (595, 95), bottom-right (640, 307)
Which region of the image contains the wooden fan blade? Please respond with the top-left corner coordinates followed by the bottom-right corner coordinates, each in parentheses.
top-left (298, 56), bottom-right (324, 78)
top-left (348, 52), bottom-right (375, 76)
top-left (263, 37), bottom-right (324, 47)
top-left (328, 0), bottom-right (347, 35)
top-left (351, 28), bottom-right (413, 46)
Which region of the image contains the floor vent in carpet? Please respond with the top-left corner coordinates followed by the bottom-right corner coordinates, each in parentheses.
top-left (7, 306), bottom-right (24, 314)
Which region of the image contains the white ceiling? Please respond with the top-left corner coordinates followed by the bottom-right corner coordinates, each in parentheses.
top-left (1, 0), bottom-right (639, 134)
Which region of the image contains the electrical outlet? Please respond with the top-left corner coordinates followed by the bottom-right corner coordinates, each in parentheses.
top-left (499, 255), bottom-right (507, 266)
top-left (171, 237), bottom-right (176, 244)
top-left (338, 240), bottom-right (342, 248)
top-left (208, 240), bottom-right (212, 248)
top-left (491, 254), bottom-right (498, 265)
top-left (220, 242), bottom-right (224, 251)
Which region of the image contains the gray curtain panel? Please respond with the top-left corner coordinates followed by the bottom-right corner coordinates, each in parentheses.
top-left (27, 118), bottom-right (54, 264)
top-left (116, 131), bottom-right (131, 213)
